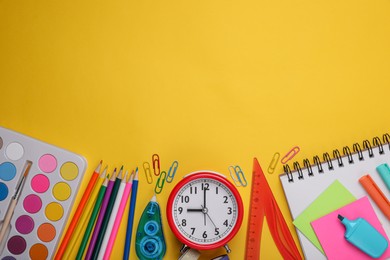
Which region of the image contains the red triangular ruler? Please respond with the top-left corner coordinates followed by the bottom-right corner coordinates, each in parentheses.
top-left (245, 158), bottom-right (302, 260)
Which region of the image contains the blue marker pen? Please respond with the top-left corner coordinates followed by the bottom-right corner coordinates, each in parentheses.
top-left (376, 163), bottom-right (390, 191)
top-left (338, 214), bottom-right (388, 258)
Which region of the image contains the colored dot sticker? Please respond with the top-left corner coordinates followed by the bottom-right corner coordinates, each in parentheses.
top-left (5, 142), bottom-right (24, 161)
top-left (2, 256), bottom-right (16, 260)
top-left (38, 154), bottom-right (57, 173)
top-left (45, 202), bottom-right (63, 221)
top-left (29, 243), bottom-right (48, 260)
top-left (37, 223), bottom-right (56, 242)
top-left (31, 174), bottom-right (50, 193)
top-left (60, 162), bottom-right (79, 181)
top-left (23, 194), bottom-right (42, 214)
top-left (7, 235), bottom-right (26, 255)
top-left (0, 162), bottom-right (17, 181)
top-left (15, 215), bottom-right (34, 234)
top-left (0, 182), bottom-right (8, 201)
top-left (52, 182), bottom-right (71, 201)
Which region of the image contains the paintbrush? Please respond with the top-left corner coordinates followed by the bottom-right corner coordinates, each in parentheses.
top-left (0, 160), bottom-right (33, 253)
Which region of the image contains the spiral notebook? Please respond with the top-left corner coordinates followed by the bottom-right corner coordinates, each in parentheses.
top-left (279, 134), bottom-right (390, 260)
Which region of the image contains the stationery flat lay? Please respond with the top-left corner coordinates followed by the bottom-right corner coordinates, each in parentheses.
top-left (1, 0), bottom-right (390, 259)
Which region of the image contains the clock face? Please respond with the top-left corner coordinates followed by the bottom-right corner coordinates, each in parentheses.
top-left (167, 172), bottom-right (243, 250)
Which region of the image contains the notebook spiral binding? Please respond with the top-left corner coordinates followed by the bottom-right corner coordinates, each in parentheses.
top-left (283, 133), bottom-right (390, 182)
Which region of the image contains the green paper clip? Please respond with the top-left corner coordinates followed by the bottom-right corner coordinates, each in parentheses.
top-left (166, 161), bottom-right (178, 183)
top-left (154, 171), bottom-right (166, 194)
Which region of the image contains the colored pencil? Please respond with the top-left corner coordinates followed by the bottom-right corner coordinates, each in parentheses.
top-left (64, 167), bottom-right (107, 259)
top-left (91, 166), bottom-right (123, 260)
top-left (98, 170), bottom-right (130, 259)
top-left (76, 175), bottom-right (109, 260)
top-left (55, 160), bottom-right (102, 260)
top-left (85, 168), bottom-right (117, 260)
top-left (103, 171), bottom-right (134, 260)
top-left (123, 167), bottom-right (139, 260)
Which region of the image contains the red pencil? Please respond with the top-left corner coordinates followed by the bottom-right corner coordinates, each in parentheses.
top-left (54, 160), bottom-right (103, 260)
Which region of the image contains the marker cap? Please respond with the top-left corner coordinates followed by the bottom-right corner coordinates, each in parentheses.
top-left (376, 163), bottom-right (390, 191)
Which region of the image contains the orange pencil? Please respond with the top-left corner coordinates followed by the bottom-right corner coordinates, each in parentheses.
top-left (55, 160), bottom-right (103, 260)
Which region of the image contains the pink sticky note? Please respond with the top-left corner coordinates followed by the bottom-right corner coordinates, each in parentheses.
top-left (311, 196), bottom-right (390, 260)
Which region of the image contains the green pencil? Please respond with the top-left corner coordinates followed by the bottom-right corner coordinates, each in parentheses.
top-left (91, 167), bottom-right (123, 260)
top-left (76, 176), bottom-right (109, 260)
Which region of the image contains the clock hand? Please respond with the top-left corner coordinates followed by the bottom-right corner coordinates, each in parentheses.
top-left (187, 208), bottom-right (203, 212)
top-left (201, 204), bottom-right (206, 226)
top-left (203, 185), bottom-right (207, 209)
top-left (203, 185), bottom-right (208, 226)
top-left (200, 204), bottom-right (218, 228)
top-left (205, 212), bottom-right (217, 228)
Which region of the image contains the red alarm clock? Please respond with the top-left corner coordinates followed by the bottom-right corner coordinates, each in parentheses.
top-left (167, 171), bottom-right (244, 251)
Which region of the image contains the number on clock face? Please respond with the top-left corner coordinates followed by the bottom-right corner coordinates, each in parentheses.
top-left (172, 178), bottom-right (238, 244)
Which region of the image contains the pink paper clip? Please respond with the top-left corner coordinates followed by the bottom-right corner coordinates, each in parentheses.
top-left (152, 154), bottom-right (160, 176)
top-left (281, 146), bottom-right (300, 164)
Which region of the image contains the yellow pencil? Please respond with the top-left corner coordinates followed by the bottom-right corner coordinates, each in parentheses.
top-left (63, 166), bottom-right (108, 259)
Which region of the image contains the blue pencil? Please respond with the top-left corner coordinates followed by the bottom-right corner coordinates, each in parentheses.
top-left (123, 167), bottom-right (139, 260)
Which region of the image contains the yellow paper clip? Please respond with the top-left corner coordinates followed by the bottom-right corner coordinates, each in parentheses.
top-left (268, 152), bottom-right (280, 174)
top-left (152, 154), bottom-right (160, 176)
top-left (143, 162), bottom-right (153, 184)
top-left (229, 166), bottom-right (240, 186)
top-left (229, 165), bottom-right (247, 187)
top-left (281, 146), bottom-right (300, 164)
top-left (155, 171), bottom-right (166, 194)
top-left (166, 161), bottom-right (178, 183)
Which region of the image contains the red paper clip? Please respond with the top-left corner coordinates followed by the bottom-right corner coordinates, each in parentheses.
top-left (281, 146), bottom-right (300, 164)
top-left (152, 154), bottom-right (160, 176)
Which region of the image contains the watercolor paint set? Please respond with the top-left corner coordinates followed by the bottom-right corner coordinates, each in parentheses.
top-left (0, 126), bottom-right (86, 260)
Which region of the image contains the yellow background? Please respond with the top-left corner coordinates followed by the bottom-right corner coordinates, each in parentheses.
top-left (1, 0), bottom-right (389, 259)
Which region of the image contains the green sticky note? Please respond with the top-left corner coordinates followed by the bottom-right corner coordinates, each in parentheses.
top-left (293, 180), bottom-right (356, 253)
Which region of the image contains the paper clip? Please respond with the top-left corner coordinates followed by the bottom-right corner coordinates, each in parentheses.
top-left (143, 162), bottom-right (153, 184)
top-left (268, 152), bottom-right (280, 174)
top-left (154, 171), bottom-right (166, 194)
top-left (152, 154), bottom-right (160, 176)
top-left (229, 165), bottom-right (247, 187)
top-left (234, 166), bottom-right (247, 187)
top-left (281, 146), bottom-right (300, 164)
top-left (229, 166), bottom-right (239, 185)
top-left (166, 161), bottom-right (178, 183)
